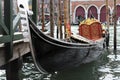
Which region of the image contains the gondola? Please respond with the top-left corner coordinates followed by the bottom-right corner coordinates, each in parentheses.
top-left (28, 17), bottom-right (106, 73)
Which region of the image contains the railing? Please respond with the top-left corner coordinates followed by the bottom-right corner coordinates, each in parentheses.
top-left (0, 0), bottom-right (38, 60)
top-left (0, 0), bottom-right (23, 60)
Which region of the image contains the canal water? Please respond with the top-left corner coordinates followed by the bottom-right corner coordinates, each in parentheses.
top-left (0, 25), bottom-right (120, 80)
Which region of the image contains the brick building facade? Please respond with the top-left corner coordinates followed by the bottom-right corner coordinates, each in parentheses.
top-left (71, 0), bottom-right (120, 24)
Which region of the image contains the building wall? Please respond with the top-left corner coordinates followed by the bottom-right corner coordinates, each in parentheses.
top-left (71, 0), bottom-right (120, 24)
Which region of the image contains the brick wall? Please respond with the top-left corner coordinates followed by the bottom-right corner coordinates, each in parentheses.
top-left (71, 0), bottom-right (120, 24)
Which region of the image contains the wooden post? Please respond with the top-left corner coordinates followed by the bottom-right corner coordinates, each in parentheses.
top-left (68, 0), bottom-right (71, 24)
top-left (64, 0), bottom-right (71, 39)
top-left (42, 0), bottom-right (45, 31)
top-left (4, 0), bottom-right (13, 60)
top-left (38, 0), bottom-right (40, 21)
top-left (38, 0), bottom-right (42, 21)
top-left (50, 0), bottom-right (54, 37)
top-left (64, 0), bottom-right (67, 38)
top-left (6, 59), bottom-right (21, 80)
top-left (106, 0), bottom-right (109, 32)
top-left (0, 0), bottom-right (3, 34)
top-left (105, 0), bottom-right (110, 47)
top-left (57, 0), bottom-right (63, 39)
top-left (68, 0), bottom-right (71, 37)
top-left (57, 0), bottom-right (59, 38)
top-left (32, 0), bottom-right (38, 24)
top-left (113, 0), bottom-right (117, 50)
top-left (60, 0), bottom-right (63, 39)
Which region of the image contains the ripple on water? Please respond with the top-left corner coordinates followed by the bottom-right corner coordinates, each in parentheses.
top-left (98, 51), bottom-right (120, 80)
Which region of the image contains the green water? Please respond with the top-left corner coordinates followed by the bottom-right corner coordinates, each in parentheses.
top-left (20, 49), bottom-right (120, 80)
top-left (1, 25), bottom-right (120, 80)
top-left (20, 25), bottom-right (120, 80)
top-left (48, 50), bottom-right (120, 80)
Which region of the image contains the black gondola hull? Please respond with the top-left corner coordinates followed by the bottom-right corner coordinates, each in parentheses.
top-left (29, 18), bottom-right (104, 72)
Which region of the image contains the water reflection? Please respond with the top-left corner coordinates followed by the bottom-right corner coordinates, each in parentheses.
top-left (0, 70), bottom-right (6, 80)
top-left (40, 49), bottom-right (120, 80)
top-left (51, 63), bottom-right (99, 80)
top-left (42, 50), bottom-right (109, 80)
top-left (20, 63), bottom-right (42, 80)
top-left (98, 50), bottom-right (120, 80)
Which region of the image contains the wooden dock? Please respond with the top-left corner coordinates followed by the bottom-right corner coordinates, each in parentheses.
top-left (0, 40), bottom-right (30, 67)
top-left (0, 0), bottom-right (39, 79)
top-left (0, 38), bottom-right (31, 80)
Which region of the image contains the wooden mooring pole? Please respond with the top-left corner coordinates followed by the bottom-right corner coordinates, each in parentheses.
top-left (59, 0), bottom-right (63, 39)
top-left (106, 0), bottom-right (109, 31)
top-left (113, 0), bottom-right (117, 50)
top-left (50, 0), bottom-right (54, 37)
top-left (64, 0), bottom-right (67, 38)
top-left (57, 0), bottom-right (63, 39)
top-left (64, 0), bottom-right (71, 39)
top-left (32, 0), bottom-right (38, 24)
top-left (6, 59), bottom-right (21, 80)
top-left (41, 0), bottom-right (45, 31)
top-left (105, 0), bottom-right (110, 48)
